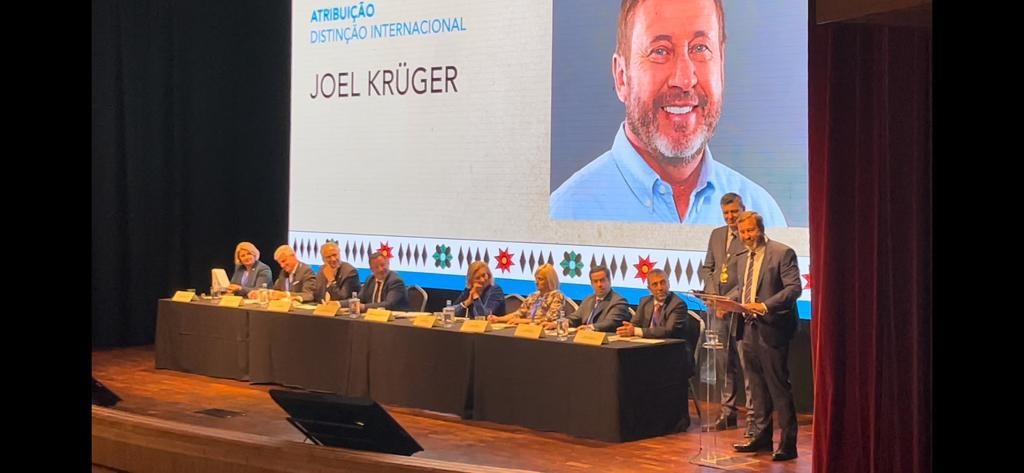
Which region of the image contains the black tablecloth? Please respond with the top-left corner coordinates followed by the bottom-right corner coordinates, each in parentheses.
top-left (155, 300), bottom-right (692, 442)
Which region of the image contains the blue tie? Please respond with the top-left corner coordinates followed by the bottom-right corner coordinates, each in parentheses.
top-left (586, 298), bottom-right (602, 325)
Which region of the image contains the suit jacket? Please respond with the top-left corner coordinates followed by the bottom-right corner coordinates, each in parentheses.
top-left (229, 261), bottom-right (273, 296)
top-left (273, 262), bottom-right (316, 302)
top-left (568, 289), bottom-right (629, 332)
top-left (723, 240), bottom-right (802, 347)
top-left (311, 262), bottom-right (360, 303)
top-left (630, 292), bottom-right (693, 340)
top-left (358, 270), bottom-right (410, 311)
top-left (698, 225), bottom-right (745, 295)
top-left (453, 284), bottom-right (506, 319)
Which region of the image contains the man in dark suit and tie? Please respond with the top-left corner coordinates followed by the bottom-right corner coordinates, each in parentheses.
top-left (357, 251), bottom-right (409, 311)
top-left (255, 244), bottom-right (316, 302)
top-left (698, 192), bottom-right (753, 434)
top-left (311, 241), bottom-right (361, 303)
top-left (568, 265), bottom-right (629, 332)
top-left (618, 268), bottom-right (698, 431)
top-left (725, 211), bottom-right (802, 462)
top-left (617, 269), bottom-right (695, 342)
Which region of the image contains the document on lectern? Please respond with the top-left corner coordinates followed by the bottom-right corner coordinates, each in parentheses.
top-left (684, 292), bottom-right (749, 314)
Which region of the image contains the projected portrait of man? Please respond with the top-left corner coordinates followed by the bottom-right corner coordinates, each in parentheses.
top-left (549, 0), bottom-right (786, 226)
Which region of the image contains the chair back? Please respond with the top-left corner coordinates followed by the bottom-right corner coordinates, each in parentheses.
top-left (407, 285), bottom-right (428, 312)
top-left (504, 294), bottom-right (526, 315)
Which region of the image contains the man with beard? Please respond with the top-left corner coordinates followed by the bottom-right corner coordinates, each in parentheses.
top-left (549, 0), bottom-right (785, 226)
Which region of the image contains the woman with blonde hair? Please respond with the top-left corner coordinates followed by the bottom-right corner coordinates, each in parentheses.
top-left (488, 263), bottom-right (564, 327)
top-left (225, 241), bottom-right (273, 296)
top-left (454, 261), bottom-right (506, 319)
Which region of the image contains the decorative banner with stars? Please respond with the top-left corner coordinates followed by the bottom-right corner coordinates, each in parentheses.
top-left (633, 255), bottom-right (656, 283)
top-left (377, 242), bottom-right (394, 259)
top-left (496, 248), bottom-right (515, 273)
top-left (286, 230), bottom-right (811, 303)
top-left (560, 251), bottom-right (583, 278)
top-left (433, 244), bottom-right (452, 269)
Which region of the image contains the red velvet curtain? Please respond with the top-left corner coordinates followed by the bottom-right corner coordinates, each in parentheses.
top-left (809, 21), bottom-right (931, 473)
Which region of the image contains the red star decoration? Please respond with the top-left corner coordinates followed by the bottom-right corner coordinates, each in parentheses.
top-left (495, 248), bottom-right (515, 273)
top-left (802, 273), bottom-right (812, 289)
top-left (633, 255), bottom-right (656, 282)
top-left (377, 242), bottom-right (394, 259)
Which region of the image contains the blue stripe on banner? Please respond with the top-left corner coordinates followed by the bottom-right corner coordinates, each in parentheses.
top-left (333, 267), bottom-right (812, 320)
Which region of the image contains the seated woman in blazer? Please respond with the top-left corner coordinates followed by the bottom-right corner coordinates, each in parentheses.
top-left (225, 241), bottom-right (273, 297)
top-left (454, 261), bottom-right (506, 319)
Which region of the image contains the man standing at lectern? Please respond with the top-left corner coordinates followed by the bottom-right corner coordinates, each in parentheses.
top-left (724, 211), bottom-right (801, 461)
top-left (698, 192), bottom-right (753, 434)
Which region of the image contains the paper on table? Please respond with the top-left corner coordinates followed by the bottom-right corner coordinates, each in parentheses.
top-left (294, 303), bottom-right (318, 310)
top-left (392, 311), bottom-right (432, 318)
top-left (607, 335), bottom-right (666, 344)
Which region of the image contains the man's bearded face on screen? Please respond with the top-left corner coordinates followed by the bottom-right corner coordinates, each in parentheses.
top-left (616, 0), bottom-right (725, 165)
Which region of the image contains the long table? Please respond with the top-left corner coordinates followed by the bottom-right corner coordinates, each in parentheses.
top-left (155, 299), bottom-right (692, 442)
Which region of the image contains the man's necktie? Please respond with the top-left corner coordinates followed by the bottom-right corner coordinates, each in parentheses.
top-left (373, 280), bottom-right (384, 303)
top-left (650, 302), bottom-right (662, 328)
top-left (586, 299), bottom-right (602, 325)
top-left (742, 250), bottom-right (757, 304)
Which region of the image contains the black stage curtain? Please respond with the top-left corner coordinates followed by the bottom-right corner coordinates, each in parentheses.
top-left (92, 0), bottom-right (290, 346)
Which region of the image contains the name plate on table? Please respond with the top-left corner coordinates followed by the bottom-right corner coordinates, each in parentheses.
top-left (514, 324), bottom-right (545, 339)
top-left (573, 330), bottom-right (608, 346)
top-left (412, 315), bottom-right (438, 328)
top-left (268, 299), bottom-right (293, 312)
top-left (364, 309), bottom-right (394, 323)
top-left (218, 295), bottom-right (243, 307)
top-left (460, 320), bottom-right (491, 333)
top-left (312, 302), bottom-right (340, 317)
top-left (171, 291), bottom-right (197, 302)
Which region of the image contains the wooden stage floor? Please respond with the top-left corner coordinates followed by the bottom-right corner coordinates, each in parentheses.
top-left (93, 346), bottom-right (813, 472)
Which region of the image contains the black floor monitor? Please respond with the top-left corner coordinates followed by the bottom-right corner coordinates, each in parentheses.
top-left (92, 376), bottom-right (121, 407)
top-left (269, 389), bottom-right (423, 456)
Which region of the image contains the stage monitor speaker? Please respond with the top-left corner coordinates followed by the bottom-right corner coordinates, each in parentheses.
top-left (269, 389), bottom-right (423, 456)
top-left (92, 376), bottom-right (121, 407)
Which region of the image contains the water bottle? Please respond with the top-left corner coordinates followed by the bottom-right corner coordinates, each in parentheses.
top-left (257, 283), bottom-right (269, 307)
top-left (442, 299), bottom-right (455, 328)
top-left (349, 292), bottom-right (361, 318)
top-left (556, 306), bottom-right (569, 341)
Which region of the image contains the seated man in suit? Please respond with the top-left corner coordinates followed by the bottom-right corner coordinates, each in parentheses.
top-left (568, 265), bottom-right (629, 333)
top-left (617, 268), bottom-right (697, 431)
top-left (357, 251), bottom-right (409, 311)
top-left (249, 244), bottom-right (316, 302)
top-left (724, 211), bottom-right (802, 462)
top-left (311, 241), bottom-right (360, 303)
top-left (617, 269), bottom-right (692, 340)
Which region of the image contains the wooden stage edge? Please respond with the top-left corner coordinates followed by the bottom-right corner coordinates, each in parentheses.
top-left (92, 346), bottom-right (813, 472)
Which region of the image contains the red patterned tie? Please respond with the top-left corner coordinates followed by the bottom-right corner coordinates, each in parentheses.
top-left (650, 302), bottom-right (662, 328)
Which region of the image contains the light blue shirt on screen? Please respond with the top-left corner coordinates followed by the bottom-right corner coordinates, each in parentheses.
top-left (549, 124), bottom-right (787, 227)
